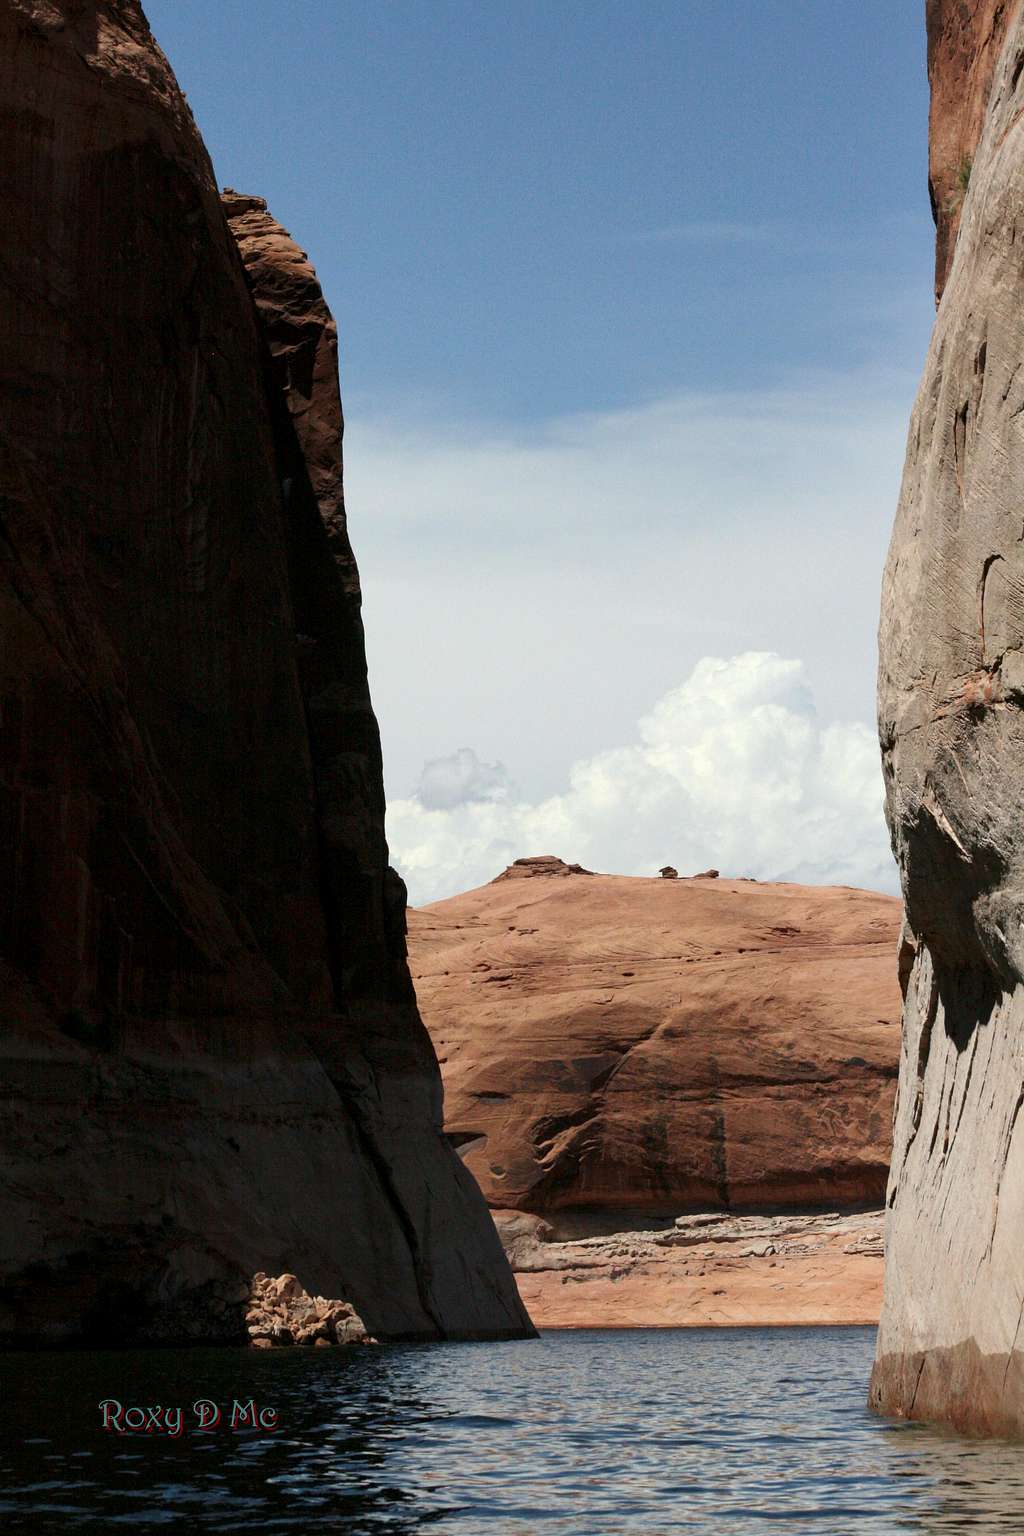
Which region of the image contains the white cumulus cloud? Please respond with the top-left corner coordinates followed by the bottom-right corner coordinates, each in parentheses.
top-left (386, 651), bottom-right (896, 907)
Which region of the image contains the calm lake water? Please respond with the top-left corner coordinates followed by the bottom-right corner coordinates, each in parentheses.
top-left (2, 1326), bottom-right (1022, 1533)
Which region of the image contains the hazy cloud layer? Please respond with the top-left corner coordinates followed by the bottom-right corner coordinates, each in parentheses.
top-left (347, 365), bottom-right (916, 809)
top-left (386, 652), bottom-right (896, 907)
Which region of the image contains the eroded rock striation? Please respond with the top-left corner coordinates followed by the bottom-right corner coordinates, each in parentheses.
top-left (410, 862), bottom-right (901, 1235)
top-left (0, 0), bottom-right (530, 1345)
top-left (873, 0), bottom-right (1024, 1434)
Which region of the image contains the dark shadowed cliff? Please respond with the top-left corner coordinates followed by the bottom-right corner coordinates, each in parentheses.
top-left (873, 0), bottom-right (1024, 1435)
top-left (0, 0), bottom-right (531, 1345)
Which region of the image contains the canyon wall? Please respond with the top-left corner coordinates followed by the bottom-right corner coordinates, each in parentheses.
top-left (0, 0), bottom-right (531, 1344)
top-left (872, 0), bottom-right (1024, 1434)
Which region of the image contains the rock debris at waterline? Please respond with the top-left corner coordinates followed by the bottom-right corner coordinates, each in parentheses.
top-left (247, 1274), bottom-right (376, 1349)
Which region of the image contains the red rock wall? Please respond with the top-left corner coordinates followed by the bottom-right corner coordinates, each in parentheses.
top-left (411, 868), bottom-right (902, 1229)
top-left (0, 0), bottom-right (531, 1345)
top-left (926, 0), bottom-right (1019, 303)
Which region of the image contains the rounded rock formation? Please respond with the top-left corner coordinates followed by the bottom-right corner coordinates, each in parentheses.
top-left (410, 865), bottom-right (902, 1224)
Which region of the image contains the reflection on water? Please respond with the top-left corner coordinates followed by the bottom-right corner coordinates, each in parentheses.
top-left (1, 1327), bottom-right (1022, 1532)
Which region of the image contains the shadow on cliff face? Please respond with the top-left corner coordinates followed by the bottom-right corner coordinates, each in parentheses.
top-left (900, 799), bottom-right (1006, 1051)
top-left (936, 965), bottom-right (1002, 1052)
top-left (2, 1249), bottom-right (251, 1350)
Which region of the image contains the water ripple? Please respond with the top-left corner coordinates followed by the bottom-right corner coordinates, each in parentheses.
top-left (1, 1328), bottom-right (1023, 1532)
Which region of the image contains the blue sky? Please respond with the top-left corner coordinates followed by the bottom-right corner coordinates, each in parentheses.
top-left (146, 0), bottom-right (935, 899)
top-left (149, 0), bottom-right (931, 418)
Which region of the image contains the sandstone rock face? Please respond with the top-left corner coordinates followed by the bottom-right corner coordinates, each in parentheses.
top-left (410, 864), bottom-right (901, 1225)
top-left (926, 0), bottom-right (1016, 303)
top-left (873, 5), bottom-right (1024, 1434)
top-left (0, 0), bottom-right (530, 1345)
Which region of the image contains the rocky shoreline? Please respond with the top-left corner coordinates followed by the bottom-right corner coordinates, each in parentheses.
top-left (497, 1209), bottom-right (885, 1329)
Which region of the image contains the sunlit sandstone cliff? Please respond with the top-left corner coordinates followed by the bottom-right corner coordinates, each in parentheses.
top-left (0, 0), bottom-right (530, 1345)
top-left (410, 860), bottom-right (902, 1325)
top-left (872, 0), bottom-right (1024, 1434)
